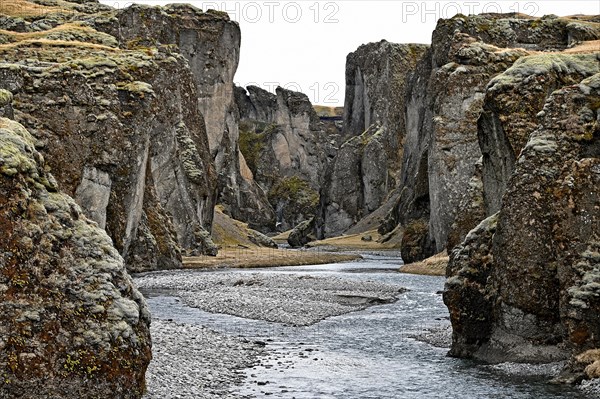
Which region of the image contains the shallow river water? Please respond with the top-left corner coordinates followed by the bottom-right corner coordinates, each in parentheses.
top-left (145, 255), bottom-right (591, 399)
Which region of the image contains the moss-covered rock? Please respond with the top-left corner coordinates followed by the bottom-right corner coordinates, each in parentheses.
top-left (387, 13), bottom-right (600, 257)
top-left (479, 53), bottom-right (600, 215)
top-left (400, 218), bottom-right (435, 264)
top-left (0, 117), bottom-right (151, 398)
top-left (445, 72), bottom-right (600, 381)
top-left (0, 2), bottom-right (222, 270)
top-left (235, 85), bottom-right (332, 232)
top-left (268, 176), bottom-right (319, 228)
top-left (444, 213), bottom-right (498, 358)
top-left (0, 88), bottom-right (13, 118)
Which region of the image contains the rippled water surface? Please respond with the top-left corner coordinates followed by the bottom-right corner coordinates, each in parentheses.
top-left (144, 256), bottom-right (590, 398)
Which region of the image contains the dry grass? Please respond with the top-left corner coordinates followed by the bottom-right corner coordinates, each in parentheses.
top-left (399, 251), bottom-right (448, 276)
top-left (0, 22), bottom-right (118, 49)
top-left (313, 105), bottom-right (343, 117)
top-left (307, 229), bottom-right (401, 251)
top-left (2, 22), bottom-right (96, 39)
top-left (0, 0), bottom-right (65, 18)
top-left (183, 247), bottom-right (360, 269)
top-left (576, 349), bottom-right (600, 379)
top-left (563, 40), bottom-right (600, 54)
top-left (0, 38), bottom-right (116, 51)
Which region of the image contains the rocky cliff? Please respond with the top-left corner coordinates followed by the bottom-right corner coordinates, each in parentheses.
top-left (444, 71), bottom-right (600, 382)
top-left (0, 117), bottom-right (151, 397)
top-left (99, 4), bottom-right (272, 231)
top-left (236, 85), bottom-right (332, 231)
top-left (0, 1), bottom-right (251, 271)
top-left (385, 13), bottom-right (600, 261)
top-left (478, 52), bottom-right (600, 216)
top-left (316, 41), bottom-right (428, 238)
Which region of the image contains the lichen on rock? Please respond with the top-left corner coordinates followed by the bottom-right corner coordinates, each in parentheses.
top-left (0, 2), bottom-right (224, 271)
top-left (444, 71), bottom-right (600, 382)
top-left (0, 117), bottom-right (151, 398)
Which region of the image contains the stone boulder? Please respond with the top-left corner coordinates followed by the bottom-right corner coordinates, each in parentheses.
top-left (288, 218), bottom-right (316, 248)
top-left (400, 218), bottom-right (436, 265)
top-left (0, 117), bottom-right (151, 397)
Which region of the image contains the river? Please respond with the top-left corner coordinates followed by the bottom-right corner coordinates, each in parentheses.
top-left (143, 255), bottom-right (590, 398)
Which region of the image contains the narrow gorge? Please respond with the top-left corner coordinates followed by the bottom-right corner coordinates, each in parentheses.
top-left (0, 1), bottom-right (599, 397)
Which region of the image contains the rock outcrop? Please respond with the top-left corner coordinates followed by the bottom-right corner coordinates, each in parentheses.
top-left (236, 86), bottom-right (331, 231)
top-left (316, 41), bottom-right (428, 238)
top-left (0, 117), bottom-right (151, 397)
top-left (102, 4), bottom-right (275, 232)
top-left (385, 13), bottom-right (600, 261)
top-left (0, 1), bottom-right (241, 271)
top-left (478, 52), bottom-right (600, 215)
top-left (444, 72), bottom-right (600, 379)
top-left (288, 217), bottom-right (316, 248)
top-left (211, 205), bottom-right (277, 249)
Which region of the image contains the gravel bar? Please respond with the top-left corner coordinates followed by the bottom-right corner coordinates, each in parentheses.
top-left (144, 319), bottom-right (263, 399)
top-left (135, 270), bottom-right (406, 326)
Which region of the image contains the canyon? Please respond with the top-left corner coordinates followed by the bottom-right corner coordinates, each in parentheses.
top-left (0, 0), bottom-right (599, 396)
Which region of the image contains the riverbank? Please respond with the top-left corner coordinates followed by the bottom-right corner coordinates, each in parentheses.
top-left (138, 259), bottom-right (593, 399)
top-left (399, 252), bottom-right (448, 276)
top-left (183, 247), bottom-right (361, 269)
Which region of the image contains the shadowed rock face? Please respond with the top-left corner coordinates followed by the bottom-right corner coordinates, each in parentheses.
top-left (386, 13), bottom-right (600, 261)
top-left (445, 72), bottom-right (600, 376)
top-left (0, 117), bottom-right (151, 398)
top-left (0, 1), bottom-right (232, 271)
top-left (316, 41), bottom-right (428, 238)
top-left (236, 86), bottom-right (330, 231)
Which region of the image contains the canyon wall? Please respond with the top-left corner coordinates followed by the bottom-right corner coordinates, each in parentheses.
top-left (444, 71), bottom-right (600, 381)
top-left (316, 41), bottom-right (428, 238)
top-left (101, 4), bottom-right (274, 231)
top-left (0, 1), bottom-right (272, 271)
top-left (0, 116), bottom-right (151, 397)
top-left (384, 13), bottom-right (600, 261)
top-left (236, 85), bottom-right (333, 231)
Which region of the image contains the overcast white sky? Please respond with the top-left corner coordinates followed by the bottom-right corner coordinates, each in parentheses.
top-left (101, 1), bottom-right (600, 105)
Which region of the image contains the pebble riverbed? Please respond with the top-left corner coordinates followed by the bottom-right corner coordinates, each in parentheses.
top-left (144, 320), bottom-right (263, 399)
top-left (138, 260), bottom-right (600, 398)
top-left (138, 266), bottom-right (407, 398)
top-left (135, 270), bottom-right (405, 326)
